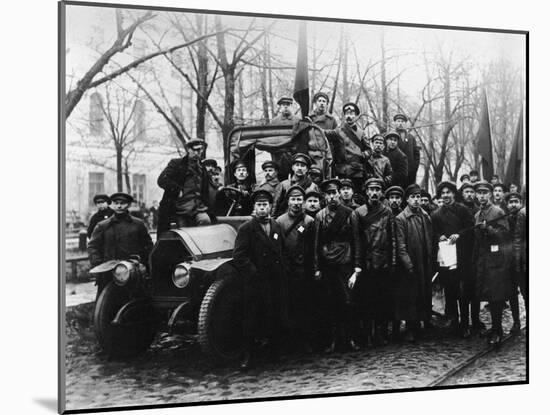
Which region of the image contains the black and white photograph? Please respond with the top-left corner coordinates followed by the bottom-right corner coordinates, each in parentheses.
top-left (59, 0), bottom-right (527, 412)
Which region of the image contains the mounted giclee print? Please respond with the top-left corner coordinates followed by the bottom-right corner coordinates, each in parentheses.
top-left (59, 0), bottom-right (528, 413)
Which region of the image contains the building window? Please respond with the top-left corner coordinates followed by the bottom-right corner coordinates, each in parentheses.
top-left (88, 172), bottom-right (105, 206)
top-left (89, 92), bottom-right (104, 136)
top-left (132, 174), bottom-right (146, 205)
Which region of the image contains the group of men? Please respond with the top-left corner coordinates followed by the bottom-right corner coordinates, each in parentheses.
top-left (85, 92), bottom-right (527, 371)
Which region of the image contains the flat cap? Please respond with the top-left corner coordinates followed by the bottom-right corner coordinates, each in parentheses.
top-left (305, 190), bottom-right (322, 200)
top-left (320, 178), bottom-right (342, 192)
top-left (459, 182), bottom-right (475, 193)
top-left (342, 102), bottom-right (360, 115)
top-left (393, 113), bottom-right (408, 122)
top-left (292, 152), bottom-right (312, 167)
top-left (505, 192), bottom-right (523, 202)
top-left (185, 138), bottom-right (208, 149)
top-left (93, 194), bottom-right (111, 204)
top-left (201, 158), bottom-right (218, 167)
top-left (340, 178), bottom-right (355, 189)
top-left (371, 133), bottom-right (385, 143)
top-left (232, 160), bottom-right (248, 172)
top-left (469, 170), bottom-right (479, 176)
top-left (110, 192), bottom-right (134, 204)
top-left (312, 91), bottom-right (330, 103)
top-left (459, 173), bottom-right (471, 182)
top-left (261, 160), bottom-right (279, 171)
top-left (474, 180), bottom-right (493, 192)
top-left (365, 178), bottom-right (384, 189)
top-left (404, 184), bottom-right (422, 199)
top-left (436, 181), bottom-right (457, 197)
top-left (385, 186), bottom-right (404, 198)
top-left (251, 189), bottom-right (273, 204)
top-left (384, 130), bottom-right (400, 141)
top-left (277, 96), bottom-right (293, 106)
top-left (286, 185), bottom-right (306, 199)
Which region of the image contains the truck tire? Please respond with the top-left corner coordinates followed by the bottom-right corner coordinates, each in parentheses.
top-left (198, 272), bottom-right (244, 361)
top-left (94, 282), bottom-right (155, 358)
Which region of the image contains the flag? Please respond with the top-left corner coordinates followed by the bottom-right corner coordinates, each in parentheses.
top-left (293, 21), bottom-right (309, 119)
top-left (475, 90), bottom-right (494, 179)
top-left (504, 108), bottom-right (524, 187)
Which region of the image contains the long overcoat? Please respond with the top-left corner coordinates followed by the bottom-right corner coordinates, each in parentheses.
top-left (473, 203), bottom-right (512, 301)
top-left (394, 206), bottom-right (434, 321)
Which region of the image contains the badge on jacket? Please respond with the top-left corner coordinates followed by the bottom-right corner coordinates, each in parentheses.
top-left (273, 233), bottom-right (279, 240)
top-left (298, 226), bottom-right (304, 233)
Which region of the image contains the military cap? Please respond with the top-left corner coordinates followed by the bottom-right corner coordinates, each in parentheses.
top-left (371, 133), bottom-right (385, 143)
top-left (469, 169), bottom-right (479, 176)
top-left (393, 113), bottom-right (408, 122)
top-left (365, 178), bottom-right (384, 189)
top-left (459, 173), bottom-right (471, 182)
top-left (277, 96), bottom-right (293, 106)
top-left (185, 138), bottom-right (208, 149)
top-left (201, 158), bottom-right (218, 167)
top-left (305, 190), bottom-right (322, 200)
top-left (232, 160), bottom-right (248, 172)
top-left (320, 178), bottom-right (342, 192)
top-left (286, 185), bottom-right (306, 199)
top-left (213, 166), bottom-right (222, 173)
top-left (292, 152), bottom-right (312, 167)
top-left (309, 166), bottom-right (322, 176)
top-left (505, 192), bottom-right (523, 202)
top-left (110, 192), bottom-right (134, 204)
top-left (340, 178), bottom-right (355, 190)
top-left (436, 181), bottom-right (457, 197)
top-left (493, 182), bottom-right (506, 191)
top-left (93, 194), bottom-right (111, 204)
top-left (404, 184), bottom-right (422, 199)
top-left (459, 182), bottom-right (475, 193)
top-left (261, 160), bottom-right (279, 171)
top-left (251, 189), bottom-right (273, 204)
top-left (342, 102), bottom-right (360, 115)
top-left (384, 130), bottom-right (400, 141)
top-left (474, 180), bottom-right (493, 192)
top-left (385, 186), bottom-right (404, 198)
top-left (420, 189), bottom-right (432, 201)
top-left (312, 91), bottom-right (330, 103)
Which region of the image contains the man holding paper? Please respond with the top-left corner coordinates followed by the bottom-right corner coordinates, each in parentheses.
top-left (431, 181), bottom-right (475, 338)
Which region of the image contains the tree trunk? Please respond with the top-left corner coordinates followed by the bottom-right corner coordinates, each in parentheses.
top-left (195, 14), bottom-right (209, 140)
top-left (116, 146), bottom-right (123, 192)
top-left (380, 32), bottom-right (389, 132)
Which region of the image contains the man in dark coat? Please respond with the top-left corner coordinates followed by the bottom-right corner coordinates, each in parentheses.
top-left (431, 181), bottom-right (475, 338)
top-left (233, 190), bottom-right (289, 369)
top-left (88, 192), bottom-right (153, 297)
top-left (309, 92), bottom-right (338, 130)
top-left (514, 206), bottom-right (527, 304)
top-left (492, 183), bottom-right (507, 211)
top-left (393, 114), bottom-right (420, 186)
top-left (385, 186), bottom-right (404, 217)
top-left (276, 185), bottom-right (315, 352)
top-left (274, 153), bottom-right (319, 217)
top-left (323, 102), bottom-right (371, 191)
top-left (304, 190), bottom-right (322, 218)
top-left (472, 181), bottom-right (513, 346)
top-left (340, 178), bottom-right (360, 210)
top-left (87, 194), bottom-right (114, 238)
top-left (313, 179), bottom-right (361, 352)
top-left (365, 134), bottom-right (393, 188)
top-left (157, 139), bottom-right (211, 232)
top-left (202, 159), bottom-right (221, 211)
top-left (505, 192), bottom-right (524, 334)
top-left (353, 178), bottom-right (397, 346)
top-left (254, 160), bottom-right (281, 201)
top-left (395, 184), bottom-right (434, 342)
top-left (271, 97), bottom-right (300, 125)
top-left (384, 131), bottom-right (409, 189)
top-left (420, 190), bottom-right (438, 215)
top-left (215, 160), bottom-right (254, 216)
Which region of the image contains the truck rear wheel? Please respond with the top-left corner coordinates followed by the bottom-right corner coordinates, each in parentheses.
top-left (198, 272), bottom-right (244, 361)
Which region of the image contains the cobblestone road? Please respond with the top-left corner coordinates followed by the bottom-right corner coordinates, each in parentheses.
top-left (64, 295), bottom-right (526, 412)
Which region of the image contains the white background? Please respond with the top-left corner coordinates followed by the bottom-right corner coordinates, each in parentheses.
top-left (0, 0), bottom-right (544, 414)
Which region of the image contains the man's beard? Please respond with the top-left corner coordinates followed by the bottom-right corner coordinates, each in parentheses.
top-left (368, 197), bottom-right (380, 205)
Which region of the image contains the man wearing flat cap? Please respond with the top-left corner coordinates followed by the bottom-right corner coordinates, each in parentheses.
top-left (431, 181), bottom-right (475, 338)
top-left (394, 184), bottom-right (434, 342)
top-left (233, 189), bottom-right (289, 369)
top-left (304, 190), bottom-right (322, 218)
top-left (215, 160), bottom-right (254, 216)
top-left (274, 153), bottom-right (319, 217)
top-left (309, 92), bottom-right (338, 130)
top-left (340, 179), bottom-right (360, 210)
top-left (254, 160), bottom-right (281, 202)
top-left (157, 139), bottom-right (211, 232)
top-left (472, 181), bottom-right (512, 346)
top-left (365, 134), bottom-right (393, 188)
top-left (276, 185), bottom-right (315, 352)
top-left (420, 189), bottom-right (437, 215)
top-left (272, 97), bottom-right (300, 125)
top-left (308, 166), bottom-right (323, 187)
top-left (385, 186), bottom-right (404, 217)
top-left (88, 192), bottom-right (153, 298)
top-left (393, 114), bottom-right (420, 186)
top-left (323, 102), bottom-right (371, 192)
top-left (87, 194), bottom-right (114, 238)
top-left (313, 178), bottom-right (361, 352)
top-left (353, 178), bottom-right (397, 346)
top-left (505, 192), bottom-right (524, 335)
top-left (384, 131), bottom-right (409, 189)
top-left (460, 182), bottom-right (479, 216)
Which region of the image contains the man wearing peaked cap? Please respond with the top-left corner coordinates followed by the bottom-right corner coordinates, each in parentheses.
top-left (324, 101), bottom-right (371, 192)
top-left (233, 184), bottom-right (288, 370)
top-left (88, 191), bottom-right (153, 298)
top-left (309, 91), bottom-right (338, 130)
top-left (365, 134), bottom-right (393, 188)
top-left (384, 131), bottom-right (408, 189)
top-left (304, 190), bottom-right (322, 218)
top-left (87, 194), bottom-right (114, 238)
top-left (308, 166), bottom-right (323, 186)
top-left (340, 178), bottom-right (360, 210)
top-left (392, 113), bottom-right (420, 186)
top-left (254, 160), bottom-right (281, 202)
top-left (276, 183), bottom-right (315, 352)
top-left (215, 160), bottom-right (253, 216)
top-left (474, 180), bottom-right (493, 192)
top-left (272, 96), bottom-right (300, 126)
top-left (274, 153), bottom-right (319, 217)
top-left (157, 138), bottom-right (211, 232)
top-left (320, 178), bottom-right (342, 192)
top-left (385, 186), bottom-right (404, 216)
top-left (505, 190), bottom-right (523, 335)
